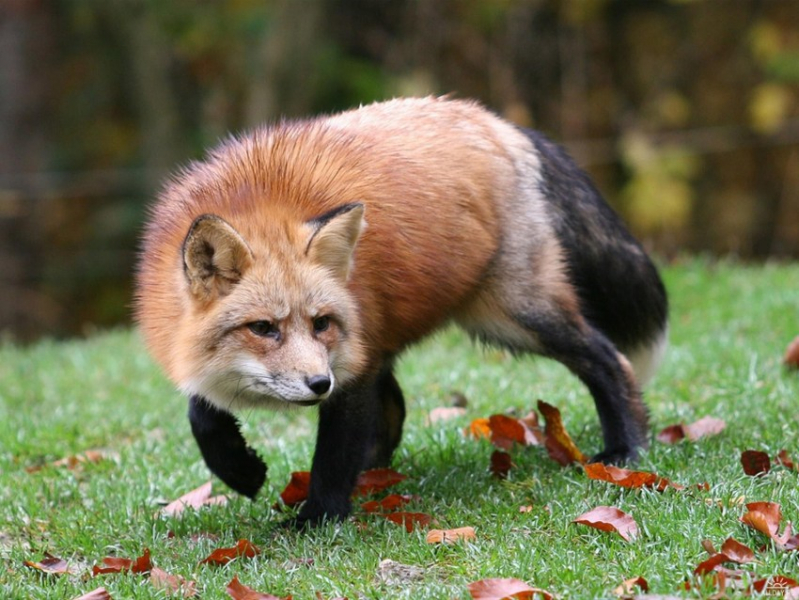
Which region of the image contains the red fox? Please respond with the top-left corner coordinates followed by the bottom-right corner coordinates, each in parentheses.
top-left (136, 97), bottom-right (668, 527)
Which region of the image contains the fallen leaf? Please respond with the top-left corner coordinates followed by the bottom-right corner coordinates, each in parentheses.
top-left (538, 400), bottom-right (587, 465)
top-left (584, 462), bottom-right (674, 491)
top-left (354, 468), bottom-right (407, 496)
top-left (613, 576), bottom-right (649, 596)
top-left (26, 449), bottom-right (115, 473)
top-left (487, 414), bottom-right (541, 449)
top-left (24, 552), bottom-right (76, 576)
top-left (72, 588), bottom-right (112, 600)
top-left (427, 406), bottom-right (467, 424)
top-left (573, 506), bottom-right (638, 542)
top-left (200, 539), bottom-right (260, 566)
top-left (656, 416), bottom-right (726, 444)
top-left (361, 494), bottom-right (414, 514)
top-left (159, 481), bottom-right (228, 517)
top-left (226, 575), bottom-right (289, 600)
top-left (490, 450), bottom-right (513, 479)
top-left (694, 538), bottom-right (754, 575)
top-left (465, 418), bottom-right (492, 440)
top-left (741, 501), bottom-right (782, 539)
top-left (468, 577), bottom-right (554, 600)
top-left (776, 449), bottom-right (796, 471)
top-left (784, 335), bottom-right (799, 369)
top-left (278, 472), bottom-right (311, 508)
top-left (426, 526), bottom-right (476, 544)
top-left (381, 512), bottom-right (432, 533)
top-left (741, 450), bottom-right (771, 476)
top-left (149, 567), bottom-right (197, 597)
top-left (92, 548), bottom-right (152, 575)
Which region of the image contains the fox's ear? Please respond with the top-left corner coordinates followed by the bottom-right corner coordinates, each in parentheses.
top-left (182, 215), bottom-right (253, 303)
top-left (306, 203), bottom-right (365, 280)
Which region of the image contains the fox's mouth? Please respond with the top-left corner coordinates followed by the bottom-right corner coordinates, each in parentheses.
top-left (293, 398), bottom-right (323, 407)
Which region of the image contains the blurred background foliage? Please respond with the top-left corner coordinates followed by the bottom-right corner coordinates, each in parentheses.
top-left (1, 0), bottom-right (798, 340)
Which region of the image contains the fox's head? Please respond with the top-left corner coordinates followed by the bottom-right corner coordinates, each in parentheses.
top-left (171, 203), bottom-right (368, 411)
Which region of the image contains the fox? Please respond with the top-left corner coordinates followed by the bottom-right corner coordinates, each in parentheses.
top-left (135, 96), bottom-right (668, 528)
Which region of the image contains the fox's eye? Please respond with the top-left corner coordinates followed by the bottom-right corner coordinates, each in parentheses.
top-left (248, 320), bottom-right (279, 338)
top-left (312, 315), bottom-right (331, 333)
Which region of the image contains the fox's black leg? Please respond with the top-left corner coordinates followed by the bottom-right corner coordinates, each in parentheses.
top-left (295, 376), bottom-right (379, 527)
top-left (364, 367), bottom-right (406, 469)
top-left (188, 395), bottom-right (267, 498)
top-left (516, 312), bottom-right (649, 463)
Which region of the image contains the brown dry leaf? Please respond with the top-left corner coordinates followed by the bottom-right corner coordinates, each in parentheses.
top-left (741, 501), bottom-right (782, 538)
top-left (784, 335), bottom-right (799, 369)
top-left (72, 588), bottom-right (113, 600)
top-left (278, 471), bottom-right (311, 508)
top-left (427, 406), bottom-right (467, 424)
top-left (354, 468), bottom-right (407, 496)
top-left (226, 575), bottom-right (289, 600)
top-left (199, 539), bottom-right (260, 566)
top-left (381, 512), bottom-right (432, 533)
top-left (92, 548), bottom-right (152, 575)
top-left (741, 450), bottom-right (771, 476)
top-left (149, 567), bottom-right (197, 597)
top-left (24, 552), bottom-right (76, 576)
top-left (694, 538), bottom-right (755, 575)
top-left (426, 526), bottom-right (476, 544)
top-left (538, 400), bottom-right (588, 465)
top-left (159, 481), bottom-right (228, 517)
top-left (573, 506), bottom-right (638, 542)
top-left (613, 576), bottom-right (649, 596)
top-left (490, 450), bottom-right (513, 479)
top-left (361, 494), bottom-right (414, 514)
top-left (487, 414), bottom-right (541, 449)
top-left (584, 462), bottom-right (675, 491)
top-left (468, 577), bottom-right (554, 600)
top-left (26, 449), bottom-right (115, 473)
top-left (465, 417), bottom-right (492, 440)
top-left (777, 449), bottom-right (797, 471)
top-left (656, 416), bottom-right (725, 444)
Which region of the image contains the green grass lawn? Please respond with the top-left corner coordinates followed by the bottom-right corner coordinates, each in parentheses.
top-left (1, 259), bottom-right (797, 599)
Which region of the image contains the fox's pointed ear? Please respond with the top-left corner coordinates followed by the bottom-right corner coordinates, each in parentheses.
top-left (306, 203), bottom-right (365, 280)
top-left (183, 215), bottom-right (253, 303)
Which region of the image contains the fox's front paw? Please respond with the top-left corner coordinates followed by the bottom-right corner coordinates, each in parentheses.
top-left (590, 446), bottom-right (639, 465)
top-left (211, 446), bottom-right (267, 499)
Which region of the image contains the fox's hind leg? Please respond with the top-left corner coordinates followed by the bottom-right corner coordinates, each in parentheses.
top-left (188, 396), bottom-right (267, 498)
top-left (515, 309), bottom-right (649, 463)
top-left (365, 367), bottom-right (406, 469)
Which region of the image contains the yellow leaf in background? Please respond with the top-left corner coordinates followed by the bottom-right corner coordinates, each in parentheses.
top-left (749, 21), bottom-right (782, 63)
top-left (749, 83), bottom-right (791, 133)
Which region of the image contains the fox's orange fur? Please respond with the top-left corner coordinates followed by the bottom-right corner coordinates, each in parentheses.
top-left (136, 96), bottom-right (668, 525)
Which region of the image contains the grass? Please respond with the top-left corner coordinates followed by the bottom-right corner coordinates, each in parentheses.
top-left (1, 258), bottom-right (798, 599)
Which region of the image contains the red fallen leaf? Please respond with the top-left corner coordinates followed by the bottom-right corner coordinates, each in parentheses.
top-left (573, 506), bottom-right (638, 542)
top-left (199, 539), bottom-right (260, 566)
top-left (426, 526), bottom-right (476, 544)
top-left (226, 575), bottom-right (290, 600)
top-left (24, 552), bottom-right (76, 576)
top-left (612, 576), bottom-right (649, 596)
top-left (584, 462), bottom-right (672, 490)
top-left (490, 450), bottom-right (513, 479)
top-left (656, 416), bottom-right (726, 443)
top-left (361, 494), bottom-right (414, 514)
top-left (465, 417), bottom-right (492, 440)
top-left (741, 450), bottom-right (771, 476)
top-left (777, 449), bottom-right (796, 471)
top-left (381, 511), bottom-right (432, 533)
top-left (694, 538), bottom-right (754, 575)
top-left (278, 471), bottom-right (311, 508)
top-left (741, 501), bottom-right (782, 538)
top-left (538, 400), bottom-right (587, 465)
top-left (354, 468), bottom-right (407, 496)
top-left (149, 567), bottom-right (197, 597)
top-left (487, 414), bottom-right (540, 449)
top-left (784, 335), bottom-right (799, 369)
top-left (750, 575), bottom-right (799, 595)
top-left (72, 588), bottom-right (113, 600)
top-left (468, 577), bottom-right (554, 599)
top-left (160, 481), bottom-right (228, 517)
top-left (93, 548), bottom-right (152, 575)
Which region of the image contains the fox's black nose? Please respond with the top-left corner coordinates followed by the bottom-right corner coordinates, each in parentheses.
top-left (306, 375), bottom-right (331, 396)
